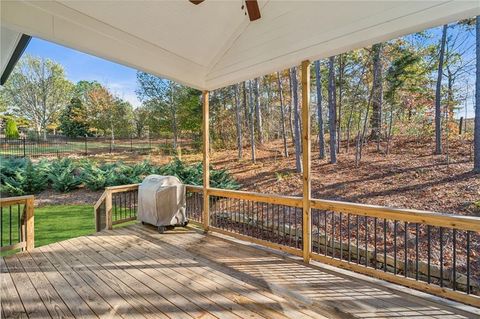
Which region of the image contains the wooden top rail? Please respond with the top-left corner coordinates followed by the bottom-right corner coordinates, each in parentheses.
top-left (186, 185), bottom-right (203, 192)
top-left (0, 195), bottom-right (34, 207)
top-left (94, 182), bottom-right (480, 232)
top-left (106, 183), bottom-right (140, 194)
top-left (311, 198), bottom-right (480, 233)
top-left (207, 187), bottom-right (303, 208)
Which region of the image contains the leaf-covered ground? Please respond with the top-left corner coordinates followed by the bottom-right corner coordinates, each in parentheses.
top-left (34, 136), bottom-right (479, 217)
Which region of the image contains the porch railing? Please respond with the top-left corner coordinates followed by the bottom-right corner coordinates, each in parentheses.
top-left (94, 184), bottom-right (203, 231)
top-left (94, 184), bottom-right (480, 307)
top-left (0, 195), bottom-right (34, 253)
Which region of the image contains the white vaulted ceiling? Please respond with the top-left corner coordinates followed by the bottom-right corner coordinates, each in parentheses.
top-left (1, 0), bottom-right (479, 90)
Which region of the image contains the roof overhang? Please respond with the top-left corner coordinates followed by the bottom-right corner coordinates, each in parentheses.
top-left (1, 1), bottom-right (479, 90)
top-left (0, 27), bottom-right (31, 85)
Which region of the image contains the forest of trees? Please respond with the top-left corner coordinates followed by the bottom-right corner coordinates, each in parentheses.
top-left (1, 18), bottom-right (479, 172)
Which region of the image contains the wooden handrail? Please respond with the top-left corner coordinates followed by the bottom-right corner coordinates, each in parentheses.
top-left (310, 198), bottom-right (480, 232)
top-left (106, 183), bottom-right (140, 193)
top-left (96, 184), bottom-right (480, 233)
top-left (0, 195), bottom-right (34, 251)
top-left (186, 185), bottom-right (203, 192)
top-left (0, 195), bottom-right (34, 207)
top-left (207, 187), bottom-right (303, 208)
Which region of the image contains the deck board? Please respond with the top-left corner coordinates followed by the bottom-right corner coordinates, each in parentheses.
top-left (1, 224), bottom-right (477, 319)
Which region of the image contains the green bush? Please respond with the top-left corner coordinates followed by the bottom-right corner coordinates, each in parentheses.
top-left (0, 156), bottom-right (240, 195)
top-left (0, 159), bottom-right (47, 195)
top-left (48, 158), bottom-right (82, 192)
top-left (4, 118), bottom-right (20, 139)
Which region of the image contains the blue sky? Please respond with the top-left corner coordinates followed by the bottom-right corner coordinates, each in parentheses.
top-left (25, 38), bottom-right (141, 107)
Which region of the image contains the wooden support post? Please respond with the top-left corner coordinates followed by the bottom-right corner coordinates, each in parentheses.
top-left (202, 91), bottom-right (210, 231)
top-left (105, 190), bottom-right (113, 230)
top-left (301, 60), bottom-right (311, 263)
top-left (25, 196), bottom-right (34, 251)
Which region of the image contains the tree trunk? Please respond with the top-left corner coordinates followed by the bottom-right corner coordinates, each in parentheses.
top-left (328, 56), bottom-right (337, 164)
top-left (337, 54), bottom-right (344, 153)
top-left (234, 84), bottom-right (243, 160)
top-left (288, 72), bottom-right (295, 144)
top-left (370, 43), bottom-right (383, 149)
top-left (474, 16), bottom-right (480, 172)
top-left (277, 72), bottom-right (289, 157)
top-left (314, 60), bottom-right (326, 159)
top-left (254, 78), bottom-right (263, 145)
top-left (242, 82), bottom-right (249, 130)
top-left (290, 67), bottom-right (303, 173)
top-left (386, 105), bottom-right (394, 155)
top-left (248, 80), bottom-right (256, 163)
top-left (435, 24), bottom-right (448, 155)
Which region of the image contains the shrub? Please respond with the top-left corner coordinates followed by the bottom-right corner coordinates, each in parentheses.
top-left (48, 158), bottom-right (82, 192)
top-left (4, 118), bottom-right (20, 139)
top-left (80, 161), bottom-right (109, 191)
top-left (0, 157), bottom-right (240, 195)
top-left (0, 158), bottom-right (47, 195)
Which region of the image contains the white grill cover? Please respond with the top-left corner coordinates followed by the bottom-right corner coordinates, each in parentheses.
top-left (138, 175), bottom-right (187, 227)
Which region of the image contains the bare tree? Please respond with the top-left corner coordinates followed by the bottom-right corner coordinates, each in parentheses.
top-left (248, 80), bottom-right (256, 163)
top-left (290, 67), bottom-right (303, 172)
top-left (370, 43), bottom-right (384, 150)
top-left (328, 56), bottom-right (337, 164)
top-left (234, 84), bottom-right (243, 160)
top-left (435, 24), bottom-right (448, 155)
top-left (277, 72), bottom-right (289, 157)
top-left (254, 78), bottom-right (264, 144)
top-left (314, 60), bottom-right (326, 159)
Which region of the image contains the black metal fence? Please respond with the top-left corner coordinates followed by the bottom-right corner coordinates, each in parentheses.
top-left (0, 134), bottom-right (200, 158)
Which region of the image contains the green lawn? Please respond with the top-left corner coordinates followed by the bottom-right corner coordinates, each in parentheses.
top-left (1, 204), bottom-right (137, 256)
top-left (34, 205), bottom-right (96, 247)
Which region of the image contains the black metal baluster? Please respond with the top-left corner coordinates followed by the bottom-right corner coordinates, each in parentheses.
top-left (404, 222), bottom-right (408, 277)
top-left (9, 205), bottom-right (12, 245)
top-left (383, 218), bottom-right (387, 272)
top-left (266, 203), bottom-right (269, 241)
top-left (242, 199), bottom-right (246, 234)
top-left (356, 215), bottom-right (359, 264)
top-left (325, 211), bottom-right (328, 256)
top-left (415, 223), bottom-right (419, 281)
top-left (374, 217), bottom-right (377, 270)
top-left (114, 195), bottom-right (118, 222)
top-left (348, 214), bottom-right (351, 262)
top-left (317, 210), bottom-right (320, 253)
top-left (427, 225), bottom-right (431, 283)
top-left (17, 204), bottom-right (21, 242)
top-left (394, 220), bottom-right (397, 275)
top-left (466, 231), bottom-right (470, 294)
top-left (277, 205), bottom-right (281, 244)
top-left (452, 228), bottom-right (456, 291)
top-left (339, 212), bottom-right (343, 260)
top-left (331, 212), bottom-right (335, 258)
top-left (439, 227), bottom-right (443, 287)
top-left (365, 216), bottom-right (368, 267)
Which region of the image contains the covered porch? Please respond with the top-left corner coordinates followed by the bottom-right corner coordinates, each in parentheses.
top-left (1, 0), bottom-right (480, 317)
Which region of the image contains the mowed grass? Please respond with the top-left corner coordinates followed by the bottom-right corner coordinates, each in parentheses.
top-left (1, 204), bottom-right (137, 256)
top-left (34, 205), bottom-right (95, 247)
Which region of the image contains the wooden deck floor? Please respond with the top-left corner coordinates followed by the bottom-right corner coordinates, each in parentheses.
top-left (1, 224), bottom-right (478, 319)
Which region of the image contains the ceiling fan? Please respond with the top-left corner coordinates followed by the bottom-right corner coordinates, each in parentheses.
top-left (189, 0), bottom-right (261, 22)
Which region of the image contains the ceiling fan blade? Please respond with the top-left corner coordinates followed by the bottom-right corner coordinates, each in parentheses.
top-left (189, 0), bottom-right (205, 4)
top-left (245, 0), bottom-right (261, 21)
